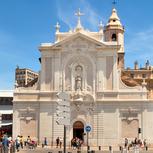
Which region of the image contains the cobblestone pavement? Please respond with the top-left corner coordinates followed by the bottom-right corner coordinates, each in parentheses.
top-left (18, 146), bottom-right (153, 153)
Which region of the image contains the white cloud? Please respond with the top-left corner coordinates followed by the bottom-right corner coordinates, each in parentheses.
top-left (125, 27), bottom-right (153, 67)
top-left (56, 0), bottom-right (105, 31)
top-left (126, 28), bottom-right (153, 53)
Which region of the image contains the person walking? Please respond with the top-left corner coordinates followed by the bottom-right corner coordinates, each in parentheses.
top-left (20, 136), bottom-right (23, 149)
top-left (59, 137), bottom-right (62, 148)
top-left (44, 137), bottom-right (47, 146)
top-left (56, 137), bottom-right (60, 148)
top-left (124, 138), bottom-right (128, 148)
top-left (15, 135), bottom-right (20, 152)
top-left (2, 135), bottom-right (9, 153)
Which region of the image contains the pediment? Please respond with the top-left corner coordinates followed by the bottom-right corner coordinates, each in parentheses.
top-left (51, 32), bottom-right (112, 50)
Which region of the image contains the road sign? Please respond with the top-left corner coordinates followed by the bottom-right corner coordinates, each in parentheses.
top-left (85, 125), bottom-right (92, 132)
top-left (56, 91), bottom-right (70, 126)
top-left (56, 105), bottom-right (70, 112)
top-left (56, 111), bottom-right (70, 118)
top-left (56, 99), bottom-right (70, 107)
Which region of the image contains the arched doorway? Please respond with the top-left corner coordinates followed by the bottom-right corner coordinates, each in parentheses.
top-left (73, 121), bottom-right (84, 140)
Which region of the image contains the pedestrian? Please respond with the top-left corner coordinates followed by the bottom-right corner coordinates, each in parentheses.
top-left (2, 135), bottom-right (9, 153)
top-left (20, 135), bottom-right (23, 149)
top-left (143, 139), bottom-right (147, 150)
top-left (56, 137), bottom-right (60, 148)
top-left (44, 137), bottom-right (47, 146)
top-left (15, 135), bottom-right (20, 152)
top-left (59, 137), bottom-right (62, 148)
top-left (124, 138), bottom-right (128, 148)
top-left (26, 135), bottom-right (31, 148)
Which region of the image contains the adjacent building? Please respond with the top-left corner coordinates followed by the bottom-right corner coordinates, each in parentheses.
top-left (15, 67), bottom-right (38, 87)
top-left (13, 8), bottom-right (153, 147)
top-left (0, 90), bottom-right (13, 137)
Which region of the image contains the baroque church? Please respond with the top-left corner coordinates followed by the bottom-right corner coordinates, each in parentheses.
top-left (13, 8), bottom-right (153, 146)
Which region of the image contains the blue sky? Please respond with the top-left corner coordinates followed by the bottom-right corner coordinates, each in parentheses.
top-left (0, 0), bottom-right (153, 90)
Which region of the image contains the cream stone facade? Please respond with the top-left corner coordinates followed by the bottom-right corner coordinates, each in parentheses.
top-left (13, 8), bottom-right (153, 146)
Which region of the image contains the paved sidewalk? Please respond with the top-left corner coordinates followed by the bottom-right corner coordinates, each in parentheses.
top-left (18, 146), bottom-right (153, 153)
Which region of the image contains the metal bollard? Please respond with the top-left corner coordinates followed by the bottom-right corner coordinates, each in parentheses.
top-left (119, 146), bottom-right (122, 151)
top-left (109, 146), bottom-right (112, 150)
top-left (146, 146), bottom-right (148, 151)
top-left (88, 146), bottom-right (90, 151)
top-left (91, 150), bottom-right (95, 153)
top-left (128, 146), bottom-right (130, 151)
top-left (109, 146), bottom-right (113, 153)
top-left (119, 146), bottom-right (123, 153)
top-left (99, 146), bottom-right (101, 150)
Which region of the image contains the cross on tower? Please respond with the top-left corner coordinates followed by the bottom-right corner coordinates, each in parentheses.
top-left (75, 8), bottom-right (84, 30)
top-left (112, 0), bottom-right (117, 7)
top-left (75, 8), bottom-right (84, 21)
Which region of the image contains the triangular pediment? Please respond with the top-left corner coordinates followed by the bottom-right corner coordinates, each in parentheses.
top-left (51, 32), bottom-right (117, 50)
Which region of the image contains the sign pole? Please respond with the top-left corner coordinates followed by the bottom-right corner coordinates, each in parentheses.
top-left (85, 125), bottom-right (92, 153)
top-left (87, 131), bottom-right (89, 153)
top-left (64, 125), bottom-right (66, 153)
top-left (56, 92), bottom-right (70, 153)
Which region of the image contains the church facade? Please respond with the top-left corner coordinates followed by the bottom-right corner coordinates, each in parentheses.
top-left (13, 8), bottom-right (153, 146)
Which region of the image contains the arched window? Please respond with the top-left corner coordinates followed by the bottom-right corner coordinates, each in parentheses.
top-left (112, 33), bottom-right (117, 41)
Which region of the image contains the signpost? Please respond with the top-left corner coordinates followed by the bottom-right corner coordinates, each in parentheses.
top-left (85, 125), bottom-right (92, 153)
top-left (56, 92), bottom-right (70, 153)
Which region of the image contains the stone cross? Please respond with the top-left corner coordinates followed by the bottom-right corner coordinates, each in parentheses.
top-left (75, 8), bottom-right (84, 30)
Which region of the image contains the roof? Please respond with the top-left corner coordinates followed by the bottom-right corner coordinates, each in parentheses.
top-left (39, 31), bottom-right (120, 51)
top-left (0, 91), bottom-right (13, 97)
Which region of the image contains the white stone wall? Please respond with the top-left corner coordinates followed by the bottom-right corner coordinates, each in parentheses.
top-left (13, 102), bottom-right (39, 140)
top-left (13, 32), bottom-right (152, 146)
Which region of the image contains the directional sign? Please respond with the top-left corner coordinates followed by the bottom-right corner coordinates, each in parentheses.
top-left (56, 91), bottom-right (70, 126)
top-left (56, 117), bottom-right (70, 125)
top-left (56, 99), bottom-right (70, 107)
top-left (56, 105), bottom-right (70, 112)
top-left (56, 111), bottom-right (70, 118)
top-left (85, 125), bottom-right (92, 132)
top-left (57, 92), bottom-right (70, 100)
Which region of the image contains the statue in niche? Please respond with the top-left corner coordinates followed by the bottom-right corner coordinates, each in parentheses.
top-left (75, 65), bottom-right (82, 76)
top-left (75, 65), bottom-right (83, 91)
top-left (75, 76), bottom-right (82, 91)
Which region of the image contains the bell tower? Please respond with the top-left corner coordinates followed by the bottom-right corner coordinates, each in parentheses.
top-left (104, 8), bottom-right (125, 69)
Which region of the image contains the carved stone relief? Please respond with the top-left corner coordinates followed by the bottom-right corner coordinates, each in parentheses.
top-left (19, 107), bottom-right (36, 122)
top-left (122, 119), bottom-right (139, 138)
top-left (62, 37), bottom-right (96, 52)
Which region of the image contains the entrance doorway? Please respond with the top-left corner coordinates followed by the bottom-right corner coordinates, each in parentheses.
top-left (73, 121), bottom-right (84, 140)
